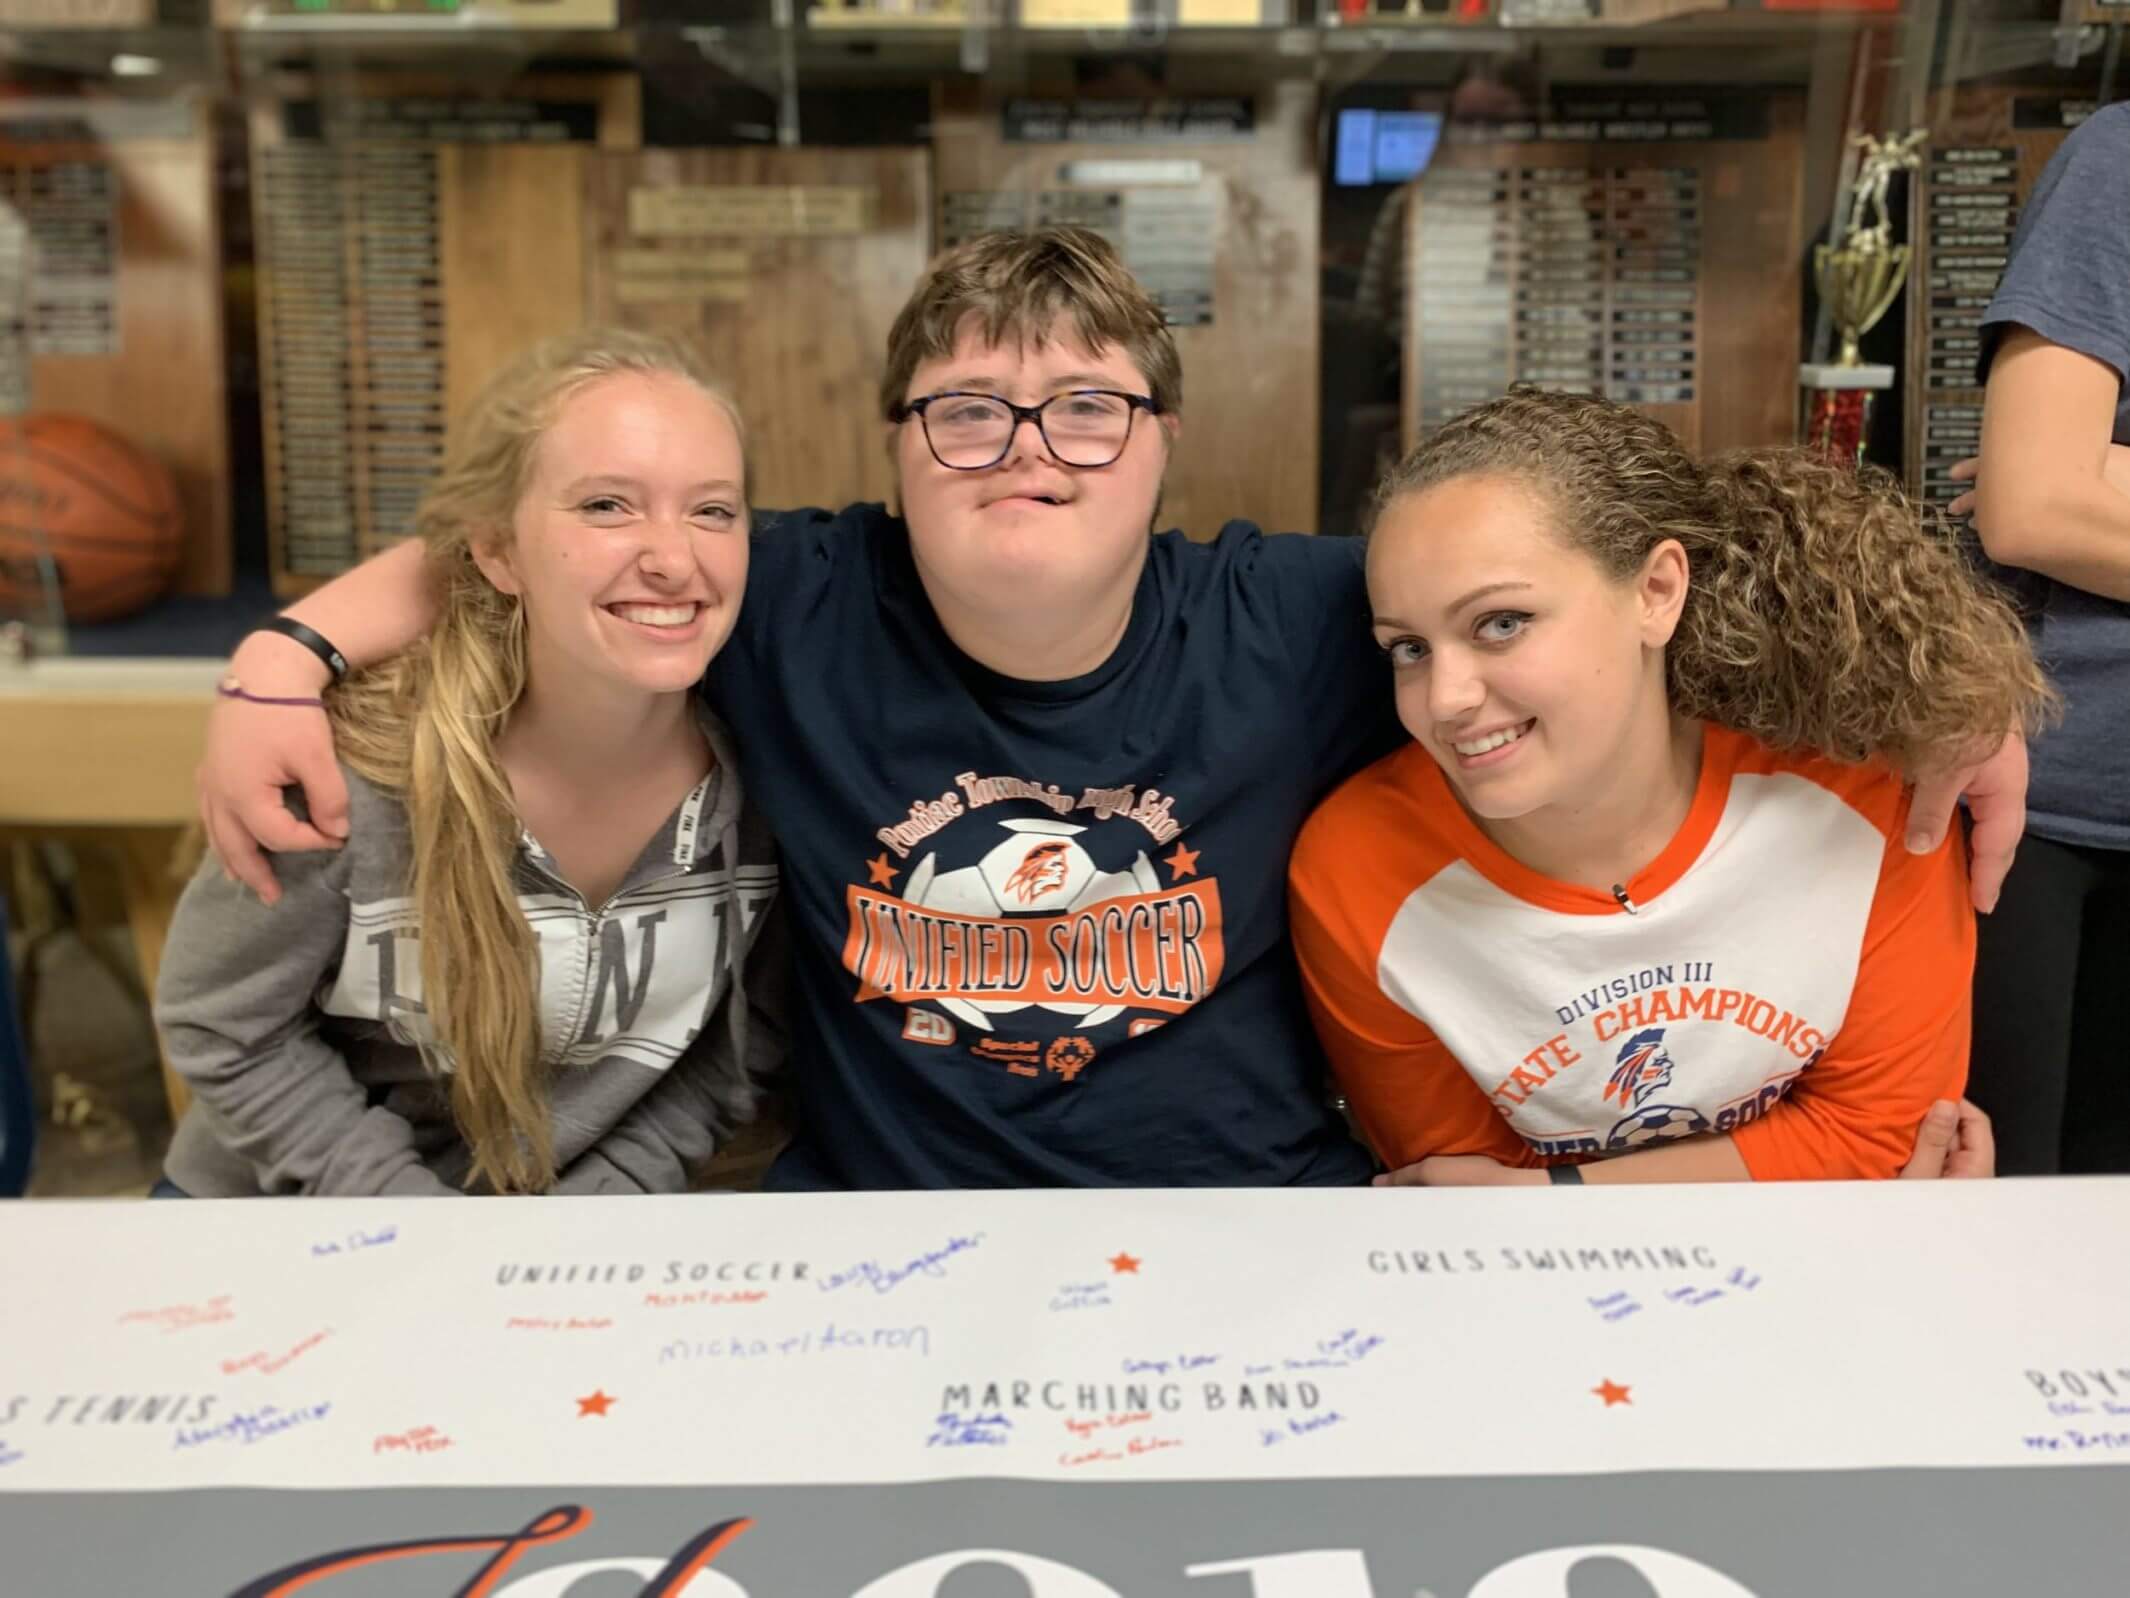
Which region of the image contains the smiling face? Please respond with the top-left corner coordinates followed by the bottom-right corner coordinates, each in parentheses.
top-left (893, 315), bottom-right (1173, 633)
top-left (475, 370), bottom-right (748, 702)
top-left (1366, 473), bottom-right (1686, 827)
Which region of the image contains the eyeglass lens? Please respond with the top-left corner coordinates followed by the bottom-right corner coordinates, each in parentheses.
top-left (923, 393), bottom-right (1136, 469)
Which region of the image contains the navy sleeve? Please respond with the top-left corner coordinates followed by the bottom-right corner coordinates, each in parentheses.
top-left (706, 505), bottom-right (847, 725)
top-left (1978, 105), bottom-right (2130, 386)
top-left (1238, 526), bottom-right (1405, 784)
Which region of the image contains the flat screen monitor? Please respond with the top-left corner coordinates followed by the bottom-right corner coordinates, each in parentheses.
top-left (1333, 108), bottom-right (1444, 186)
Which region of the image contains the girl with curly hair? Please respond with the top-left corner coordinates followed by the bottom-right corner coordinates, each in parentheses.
top-left (1290, 388), bottom-right (2051, 1186)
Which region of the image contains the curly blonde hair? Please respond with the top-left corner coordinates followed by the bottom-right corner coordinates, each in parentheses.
top-left (1370, 387), bottom-right (2054, 770)
top-left (330, 328), bottom-right (743, 1194)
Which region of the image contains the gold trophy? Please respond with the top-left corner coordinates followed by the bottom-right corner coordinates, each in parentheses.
top-left (1802, 130), bottom-right (1925, 462)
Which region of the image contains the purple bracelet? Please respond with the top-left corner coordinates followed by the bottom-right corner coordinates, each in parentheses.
top-left (217, 680), bottom-right (326, 709)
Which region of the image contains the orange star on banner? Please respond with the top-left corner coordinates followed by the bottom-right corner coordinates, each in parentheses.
top-left (866, 853), bottom-right (900, 888)
top-left (1162, 841), bottom-right (1200, 880)
top-left (576, 1389), bottom-right (617, 1418)
top-left (1108, 1252), bottom-right (1142, 1274)
top-left (1592, 1379), bottom-right (1632, 1407)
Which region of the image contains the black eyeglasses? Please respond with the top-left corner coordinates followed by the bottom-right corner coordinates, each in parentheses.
top-left (890, 389), bottom-right (1163, 471)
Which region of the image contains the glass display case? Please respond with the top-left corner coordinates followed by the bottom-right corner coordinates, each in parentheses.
top-left (0, 0), bottom-right (2122, 628)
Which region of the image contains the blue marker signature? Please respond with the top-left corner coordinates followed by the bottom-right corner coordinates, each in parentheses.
top-left (1259, 1411), bottom-right (1346, 1447)
top-left (1282, 1329), bottom-right (1386, 1370)
top-left (1050, 1283), bottom-right (1112, 1312)
top-left (174, 1402), bottom-right (333, 1450)
top-left (1588, 1291), bottom-right (1644, 1324)
top-left (311, 1225), bottom-right (398, 1259)
top-left (1121, 1353), bottom-right (1219, 1376)
top-left (0, 1441), bottom-right (21, 1468)
top-left (927, 1411), bottom-right (1013, 1448)
top-left (818, 1234), bottom-right (984, 1296)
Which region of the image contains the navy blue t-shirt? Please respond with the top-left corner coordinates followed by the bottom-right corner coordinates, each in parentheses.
top-left (707, 505), bottom-right (1393, 1188)
top-left (1977, 102), bottom-right (2130, 851)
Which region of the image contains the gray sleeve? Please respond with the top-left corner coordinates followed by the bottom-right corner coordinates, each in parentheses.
top-left (1979, 106), bottom-right (2130, 384)
top-left (553, 896), bottom-right (790, 1196)
top-left (153, 839), bottom-right (458, 1198)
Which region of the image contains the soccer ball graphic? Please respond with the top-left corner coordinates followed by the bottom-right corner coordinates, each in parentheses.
top-left (1607, 1102), bottom-right (1712, 1149)
top-left (904, 817), bottom-right (1161, 1032)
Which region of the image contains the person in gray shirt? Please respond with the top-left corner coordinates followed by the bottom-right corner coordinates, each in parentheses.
top-left (155, 329), bottom-right (783, 1196)
top-left (1956, 103), bottom-right (2130, 1173)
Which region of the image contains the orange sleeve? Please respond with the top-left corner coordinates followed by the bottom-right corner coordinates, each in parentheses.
top-left (1288, 794), bottom-right (1536, 1172)
top-left (1728, 794), bottom-right (1973, 1181)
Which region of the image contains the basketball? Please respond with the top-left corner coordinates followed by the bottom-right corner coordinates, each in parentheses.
top-left (0, 414), bottom-right (184, 624)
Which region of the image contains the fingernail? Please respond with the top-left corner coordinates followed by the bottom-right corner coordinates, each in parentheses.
top-left (1906, 831), bottom-right (1931, 853)
top-left (1370, 1174), bottom-right (1388, 1188)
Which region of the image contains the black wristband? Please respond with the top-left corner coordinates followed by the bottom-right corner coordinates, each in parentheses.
top-left (1547, 1164), bottom-right (1585, 1186)
top-left (253, 617), bottom-right (348, 683)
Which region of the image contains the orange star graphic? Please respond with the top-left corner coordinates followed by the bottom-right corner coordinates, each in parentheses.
top-left (576, 1389), bottom-right (617, 1418)
top-left (1108, 1251), bottom-right (1142, 1275)
top-left (1162, 842), bottom-right (1200, 880)
top-left (866, 853), bottom-right (900, 888)
top-left (1592, 1379), bottom-right (1632, 1408)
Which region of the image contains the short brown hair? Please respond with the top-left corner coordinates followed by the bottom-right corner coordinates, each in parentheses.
top-left (1371, 387), bottom-right (2054, 770)
top-left (879, 226), bottom-right (1181, 420)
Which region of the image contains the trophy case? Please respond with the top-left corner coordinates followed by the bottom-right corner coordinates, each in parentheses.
top-left (0, 0), bottom-right (2113, 607)
top-left (1398, 88), bottom-right (1807, 460)
top-left (249, 73), bottom-right (639, 594)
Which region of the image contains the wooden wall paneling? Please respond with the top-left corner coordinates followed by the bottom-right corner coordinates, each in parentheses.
top-left (588, 147), bottom-right (931, 515)
top-left (252, 75), bottom-right (636, 596)
top-left (929, 80), bottom-right (1320, 538)
top-left (1, 96), bottom-right (230, 597)
top-left (438, 145), bottom-right (593, 428)
top-left (1906, 87), bottom-right (2083, 514)
top-left (1403, 91), bottom-right (1805, 460)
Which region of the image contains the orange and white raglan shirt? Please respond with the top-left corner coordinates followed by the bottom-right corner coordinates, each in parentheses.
top-left (1288, 725), bottom-right (1973, 1180)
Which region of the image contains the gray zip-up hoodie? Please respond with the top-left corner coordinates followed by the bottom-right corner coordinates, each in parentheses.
top-left (156, 707), bottom-right (782, 1197)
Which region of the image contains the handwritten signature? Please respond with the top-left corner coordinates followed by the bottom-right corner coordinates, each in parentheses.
top-left (1064, 1411), bottom-right (1151, 1440)
top-left (1060, 1434), bottom-right (1182, 1467)
top-left (642, 1289), bottom-right (767, 1310)
top-left (311, 1226), bottom-right (397, 1259)
top-left (174, 1401), bottom-right (332, 1450)
top-left (2023, 1429), bottom-right (2130, 1454)
top-left (221, 1329), bottom-right (332, 1377)
top-left (818, 1235), bottom-right (983, 1296)
top-left (1590, 1267), bottom-right (1761, 1323)
top-left (1257, 1329), bottom-right (1385, 1374)
top-left (927, 1410), bottom-right (1013, 1448)
top-left (505, 1317), bottom-right (614, 1333)
top-left (1121, 1354), bottom-right (1218, 1376)
top-left (660, 1322), bottom-right (931, 1364)
top-left (0, 1441), bottom-right (21, 1468)
top-left (374, 1426), bottom-right (454, 1456)
top-left (1050, 1284), bottom-right (1113, 1312)
top-left (118, 1295), bottom-right (234, 1334)
top-left (1260, 1411), bottom-right (1346, 1447)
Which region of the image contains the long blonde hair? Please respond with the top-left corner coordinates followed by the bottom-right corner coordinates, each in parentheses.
top-left (330, 328), bottom-right (743, 1194)
top-left (1370, 387), bottom-right (2054, 769)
